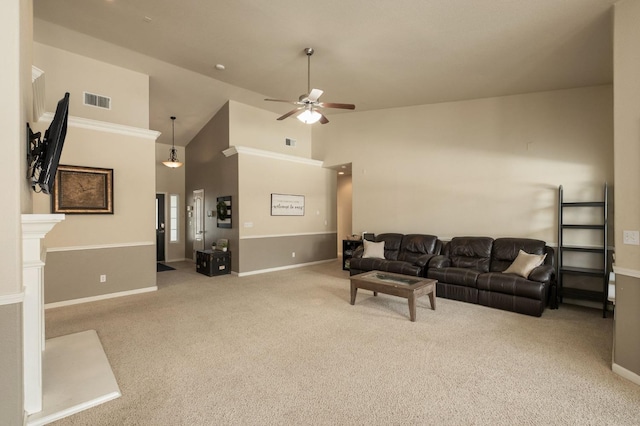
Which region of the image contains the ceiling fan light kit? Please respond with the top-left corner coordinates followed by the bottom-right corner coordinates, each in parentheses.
top-left (297, 108), bottom-right (322, 124)
top-left (265, 47), bottom-right (355, 125)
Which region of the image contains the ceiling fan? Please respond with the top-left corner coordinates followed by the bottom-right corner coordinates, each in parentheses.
top-left (265, 48), bottom-right (355, 124)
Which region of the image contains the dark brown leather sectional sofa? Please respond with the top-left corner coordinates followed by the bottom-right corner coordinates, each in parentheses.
top-left (349, 234), bottom-right (556, 317)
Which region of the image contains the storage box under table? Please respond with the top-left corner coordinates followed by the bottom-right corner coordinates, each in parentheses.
top-left (196, 250), bottom-right (231, 276)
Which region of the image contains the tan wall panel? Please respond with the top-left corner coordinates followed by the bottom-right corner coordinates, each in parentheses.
top-left (614, 274), bottom-right (640, 376)
top-left (613, 0), bottom-right (640, 270)
top-left (612, 0), bottom-right (640, 379)
top-left (239, 233), bottom-right (337, 273)
top-left (238, 154), bottom-right (337, 238)
top-left (31, 125), bottom-right (156, 247)
top-left (33, 42), bottom-right (149, 128)
top-left (337, 174), bottom-right (353, 254)
top-left (313, 86), bottom-right (613, 243)
top-left (44, 245), bottom-right (156, 304)
top-left (229, 100), bottom-right (312, 158)
top-left (0, 304), bottom-right (23, 426)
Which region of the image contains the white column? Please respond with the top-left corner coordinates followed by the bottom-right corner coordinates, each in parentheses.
top-left (22, 214), bottom-right (64, 415)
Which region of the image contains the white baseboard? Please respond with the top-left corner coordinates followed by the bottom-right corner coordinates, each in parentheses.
top-left (612, 362), bottom-right (640, 386)
top-left (163, 258), bottom-right (191, 263)
top-left (237, 258), bottom-right (337, 277)
top-left (45, 286), bottom-right (157, 310)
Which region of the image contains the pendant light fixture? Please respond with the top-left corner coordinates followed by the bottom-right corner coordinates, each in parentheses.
top-left (162, 116), bottom-right (183, 168)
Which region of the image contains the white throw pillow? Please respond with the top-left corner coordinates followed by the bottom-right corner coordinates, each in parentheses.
top-left (363, 240), bottom-right (385, 259)
top-left (503, 249), bottom-right (546, 278)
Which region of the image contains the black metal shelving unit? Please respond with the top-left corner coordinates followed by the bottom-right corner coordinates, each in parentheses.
top-left (342, 240), bottom-right (362, 271)
top-left (557, 184), bottom-right (609, 317)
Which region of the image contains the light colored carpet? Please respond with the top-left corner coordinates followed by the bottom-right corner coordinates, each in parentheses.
top-left (46, 260), bottom-right (640, 425)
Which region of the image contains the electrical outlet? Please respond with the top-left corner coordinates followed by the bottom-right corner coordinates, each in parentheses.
top-left (623, 230), bottom-right (640, 245)
top-left (100, 274), bottom-right (107, 283)
top-left (292, 252), bottom-right (296, 258)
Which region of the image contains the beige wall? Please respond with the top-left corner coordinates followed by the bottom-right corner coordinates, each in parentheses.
top-left (2, 0), bottom-right (31, 422)
top-left (185, 101), bottom-right (337, 274)
top-left (33, 42), bottom-right (149, 128)
top-left (156, 143), bottom-right (186, 261)
top-left (613, 0), bottom-right (640, 378)
top-left (313, 86), bottom-right (613, 243)
top-left (229, 101), bottom-right (312, 158)
top-left (32, 126), bottom-right (156, 247)
top-left (238, 154), bottom-right (336, 237)
top-left (30, 42), bottom-right (157, 303)
top-left (185, 103), bottom-right (238, 266)
top-left (231, 101), bottom-right (338, 274)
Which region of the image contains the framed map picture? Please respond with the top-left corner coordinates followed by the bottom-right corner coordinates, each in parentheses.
top-left (52, 165), bottom-right (114, 214)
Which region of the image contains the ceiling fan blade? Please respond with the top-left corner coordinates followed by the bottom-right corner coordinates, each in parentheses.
top-left (277, 107), bottom-right (303, 121)
top-left (319, 113), bottom-right (329, 124)
top-left (318, 102), bottom-right (356, 110)
top-left (307, 88), bottom-right (324, 102)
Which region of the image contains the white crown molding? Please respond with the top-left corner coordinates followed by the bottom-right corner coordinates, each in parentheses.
top-left (31, 66), bottom-right (44, 81)
top-left (240, 231), bottom-right (337, 240)
top-left (47, 241), bottom-right (154, 252)
top-left (612, 266), bottom-right (640, 280)
top-left (40, 112), bottom-right (161, 141)
top-left (0, 291), bottom-right (24, 306)
top-left (223, 145), bottom-right (323, 167)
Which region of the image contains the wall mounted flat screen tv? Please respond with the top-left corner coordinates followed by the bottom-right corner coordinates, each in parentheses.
top-left (28, 92), bottom-right (70, 194)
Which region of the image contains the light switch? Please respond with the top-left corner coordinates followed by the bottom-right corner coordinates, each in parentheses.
top-left (623, 230), bottom-right (639, 245)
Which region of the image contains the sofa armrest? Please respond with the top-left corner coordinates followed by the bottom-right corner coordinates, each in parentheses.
top-left (428, 255), bottom-right (450, 269)
top-left (351, 245), bottom-right (364, 259)
top-left (415, 253), bottom-right (437, 268)
top-left (528, 264), bottom-right (554, 283)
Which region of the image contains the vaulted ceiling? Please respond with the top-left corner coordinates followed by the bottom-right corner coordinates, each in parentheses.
top-left (33, 0), bottom-right (615, 146)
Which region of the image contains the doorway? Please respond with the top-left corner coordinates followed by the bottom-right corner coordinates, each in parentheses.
top-left (336, 163), bottom-right (353, 256)
top-left (193, 189), bottom-right (205, 259)
top-left (156, 193), bottom-right (166, 262)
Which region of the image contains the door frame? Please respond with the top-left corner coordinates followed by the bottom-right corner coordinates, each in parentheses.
top-left (156, 192), bottom-right (168, 262)
top-left (193, 189), bottom-right (205, 259)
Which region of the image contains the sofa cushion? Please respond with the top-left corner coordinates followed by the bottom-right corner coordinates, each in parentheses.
top-left (375, 233), bottom-right (404, 261)
top-left (448, 237), bottom-right (493, 273)
top-left (503, 249), bottom-right (546, 278)
top-left (379, 261), bottom-right (422, 277)
top-left (427, 267), bottom-right (482, 288)
top-left (349, 257), bottom-right (389, 273)
top-left (476, 273), bottom-right (546, 299)
top-left (490, 238), bottom-right (546, 272)
top-left (362, 240), bottom-right (385, 259)
top-left (397, 234), bottom-right (439, 263)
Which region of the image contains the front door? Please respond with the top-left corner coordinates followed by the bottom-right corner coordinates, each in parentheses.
top-left (156, 193), bottom-right (166, 262)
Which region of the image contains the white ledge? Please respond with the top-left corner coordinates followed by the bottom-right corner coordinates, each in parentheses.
top-left (47, 241), bottom-right (154, 252)
top-left (613, 266), bottom-right (640, 280)
top-left (40, 112), bottom-right (161, 141)
top-left (223, 146), bottom-right (323, 167)
top-left (0, 291), bottom-right (25, 306)
top-left (240, 231), bottom-right (337, 240)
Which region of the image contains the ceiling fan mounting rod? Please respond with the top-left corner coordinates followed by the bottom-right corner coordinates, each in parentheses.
top-left (305, 47), bottom-right (314, 95)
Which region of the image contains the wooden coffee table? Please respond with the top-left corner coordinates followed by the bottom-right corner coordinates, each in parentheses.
top-left (350, 271), bottom-right (436, 321)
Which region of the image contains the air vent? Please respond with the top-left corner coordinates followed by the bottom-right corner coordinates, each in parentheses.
top-left (285, 138), bottom-right (296, 147)
top-left (83, 91), bottom-right (111, 110)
